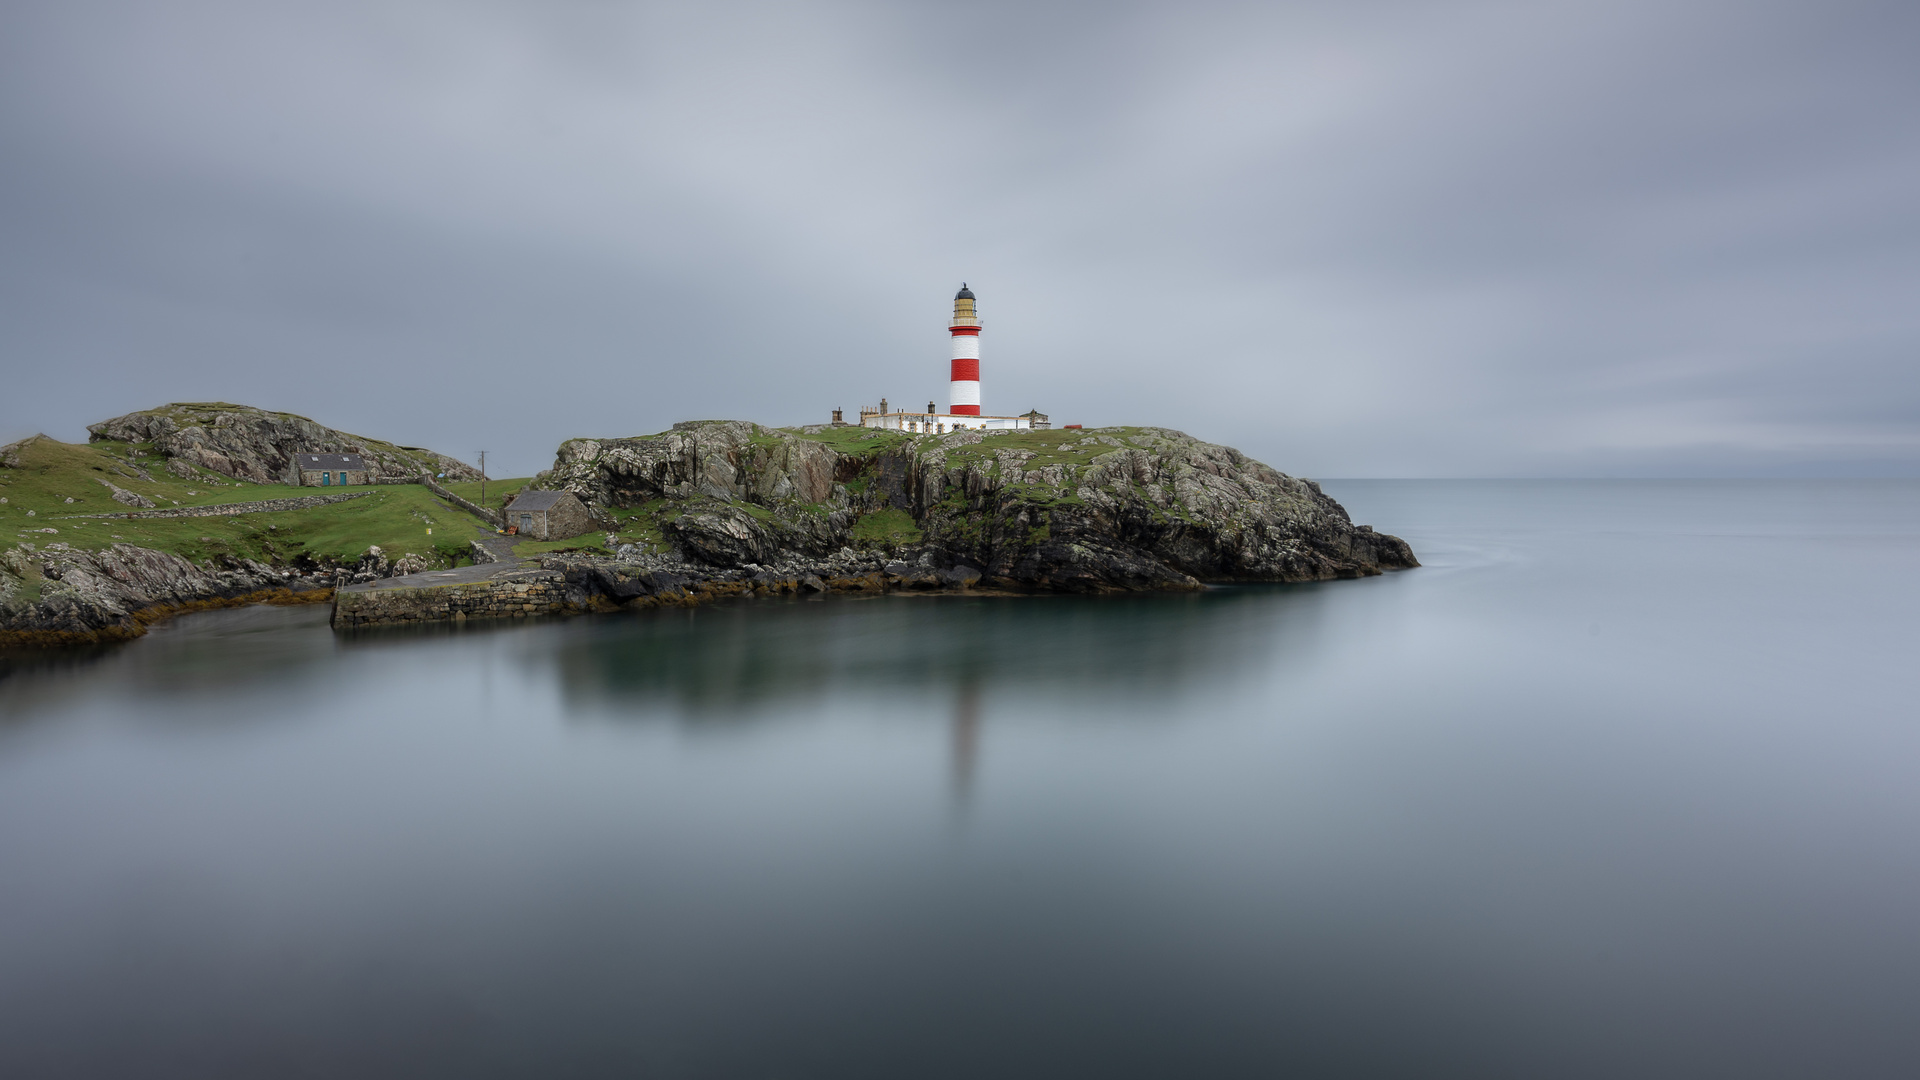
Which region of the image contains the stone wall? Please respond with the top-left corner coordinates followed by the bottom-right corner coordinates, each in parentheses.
top-left (331, 568), bottom-right (581, 628)
top-left (422, 476), bottom-right (503, 527)
top-left (60, 492), bottom-right (372, 520)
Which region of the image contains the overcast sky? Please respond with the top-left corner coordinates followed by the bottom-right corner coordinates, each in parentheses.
top-left (2, 0), bottom-right (1915, 478)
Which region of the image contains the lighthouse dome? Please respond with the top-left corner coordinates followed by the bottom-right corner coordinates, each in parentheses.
top-left (955, 284), bottom-right (974, 300)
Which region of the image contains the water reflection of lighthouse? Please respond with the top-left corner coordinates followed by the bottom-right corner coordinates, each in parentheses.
top-left (950, 683), bottom-right (981, 805)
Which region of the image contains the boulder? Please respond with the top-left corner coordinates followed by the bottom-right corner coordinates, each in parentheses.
top-left (88, 403), bottom-right (479, 485)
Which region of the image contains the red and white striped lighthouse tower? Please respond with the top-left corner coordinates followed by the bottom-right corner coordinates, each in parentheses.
top-left (948, 284), bottom-right (981, 416)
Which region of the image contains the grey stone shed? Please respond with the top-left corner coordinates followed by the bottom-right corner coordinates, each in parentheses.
top-left (505, 490), bottom-right (593, 540)
top-left (296, 453), bottom-right (368, 487)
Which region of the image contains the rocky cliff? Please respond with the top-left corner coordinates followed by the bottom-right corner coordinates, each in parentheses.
top-left (546, 421), bottom-right (1415, 591)
top-left (0, 542), bottom-right (330, 647)
top-left (0, 540), bottom-right (439, 646)
top-left (87, 402), bottom-right (479, 485)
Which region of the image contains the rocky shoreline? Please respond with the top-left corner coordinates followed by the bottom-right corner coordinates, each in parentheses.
top-left (0, 542), bottom-right (438, 647)
top-left (336, 546), bottom-right (1062, 630)
top-left (6, 418), bottom-right (1419, 646)
top-left (546, 421), bottom-right (1418, 593)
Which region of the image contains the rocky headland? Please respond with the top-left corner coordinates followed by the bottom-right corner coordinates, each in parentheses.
top-left (539, 420), bottom-right (1415, 595)
top-left (2, 405), bottom-right (483, 647)
top-left (6, 411), bottom-right (1416, 645)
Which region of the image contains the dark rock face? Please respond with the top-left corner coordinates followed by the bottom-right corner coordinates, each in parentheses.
top-left (545, 421), bottom-right (1416, 592)
top-left (87, 402), bottom-right (479, 485)
top-left (553, 421), bottom-right (842, 507)
top-left (0, 540), bottom-right (444, 645)
top-left (0, 542), bottom-right (323, 646)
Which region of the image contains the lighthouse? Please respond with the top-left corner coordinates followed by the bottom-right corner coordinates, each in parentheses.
top-left (849, 284), bottom-right (1050, 433)
top-left (948, 284), bottom-right (981, 415)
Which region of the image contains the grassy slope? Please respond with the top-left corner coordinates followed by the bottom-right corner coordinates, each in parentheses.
top-left (785, 425), bottom-right (912, 457)
top-left (1, 436), bottom-right (488, 568)
top-left (5, 425), bottom-right (1154, 576)
top-left (440, 476), bottom-right (535, 512)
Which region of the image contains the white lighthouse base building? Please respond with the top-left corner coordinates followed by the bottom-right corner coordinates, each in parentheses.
top-left (856, 402), bottom-right (1048, 434)
top-left (835, 287), bottom-right (1051, 435)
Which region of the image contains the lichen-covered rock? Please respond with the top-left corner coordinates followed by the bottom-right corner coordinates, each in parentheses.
top-left (0, 434), bottom-right (46, 469)
top-left (87, 402), bottom-right (479, 485)
top-left (543, 421), bottom-right (1416, 592)
top-left (0, 542), bottom-right (322, 646)
top-left (389, 552), bottom-right (429, 577)
top-left (350, 546), bottom-right (391, 583)
top-left (550, 420), bottom-right (845, 507)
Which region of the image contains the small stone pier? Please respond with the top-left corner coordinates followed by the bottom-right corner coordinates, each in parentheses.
top-left (330, 564), bottom-right (581, 628)
top-left (329, 529), bottom-right (582, 629)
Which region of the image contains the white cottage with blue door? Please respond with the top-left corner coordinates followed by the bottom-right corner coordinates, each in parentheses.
top-left (296, 453), bottom-right (369, 487)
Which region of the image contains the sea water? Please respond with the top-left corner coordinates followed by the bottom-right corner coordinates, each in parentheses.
top-left (1, 480), bottom-right (1917, 1078)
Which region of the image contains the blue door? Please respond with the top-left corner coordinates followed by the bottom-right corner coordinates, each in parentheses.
top-left (321, 472), bottom-right (330, 486)
top-left (338, 472), bottom-right (347, 485)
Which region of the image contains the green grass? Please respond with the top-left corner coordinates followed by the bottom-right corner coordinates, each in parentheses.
top-left (598, 499), bottom-right (678, 550)
top-left (745, 425), bottom-right (793, 454)
top-left (935, 426), bottom-right (1155, 471)
top-left (1, 435), bottom-right (489, 568)
top-left (504, 499), bottom-right (684, 557)
top-left (2, 424), bottom-right (1173, 574)
top-left (849, 507), bottom-right (923, 546)
top-left (915, 427), bottom-right (1165, 511)
top-left (440, 476), bottom-right (535, 512)
top-left (786, 425), bottom-right (913, 457)
top-left (512, 537), bottom-right (614, 558)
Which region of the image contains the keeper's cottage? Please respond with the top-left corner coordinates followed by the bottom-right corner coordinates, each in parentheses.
top-left (503, 490), bottom-right (593, 541)
top-left (296, 453), bottom-right (367, 487)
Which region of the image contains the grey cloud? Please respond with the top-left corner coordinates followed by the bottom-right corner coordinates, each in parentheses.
top-left (1, 0), bottom-right (1915, 477)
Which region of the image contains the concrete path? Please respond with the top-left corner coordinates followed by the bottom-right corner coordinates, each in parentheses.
top-left (471, 530), bottom-right (525, 565)
top-left (341, 525), bottom-right (531, 594)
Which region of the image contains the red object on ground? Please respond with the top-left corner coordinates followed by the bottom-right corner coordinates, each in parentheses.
top-left (1064, 424), bottom-right (1083, 429)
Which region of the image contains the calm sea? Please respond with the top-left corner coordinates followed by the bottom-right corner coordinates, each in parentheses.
top-left (2, 480), bottom-right (1917, 1079)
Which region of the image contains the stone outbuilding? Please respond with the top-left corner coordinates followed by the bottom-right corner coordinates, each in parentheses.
top-left (296, 453), bottom-right (369, 487)
top-left (504, 490), bottom-right (593, 540)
